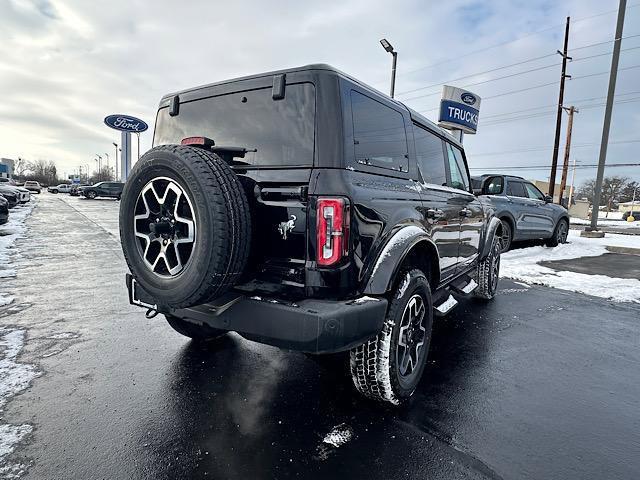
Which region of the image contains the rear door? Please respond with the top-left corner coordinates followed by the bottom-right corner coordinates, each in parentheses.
top-left (523, 182), bottom-right (555, 235)
top-left (444, 142), bottom-right (483, 270)
top-left (412, 124), bottom-right (459, 281)
top-left (506, 179), bottom-right (542, 237)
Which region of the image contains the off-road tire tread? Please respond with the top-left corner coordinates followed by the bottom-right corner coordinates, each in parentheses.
top-left (475, 235), bottom-right (500, 300)
top-left (350, 269), bottom-right (430, 405)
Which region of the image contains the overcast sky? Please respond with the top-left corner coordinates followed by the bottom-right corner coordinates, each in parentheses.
top-left (1, 0), bottom-right (639, 185)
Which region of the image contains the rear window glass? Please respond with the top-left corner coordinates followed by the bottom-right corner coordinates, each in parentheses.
top-left (413, 124), bottom-right (446, 186)
top-left (351, 91), bottom-right (408, 172)
top-left (154, 83), bottom-right (315, 167)
top-left (507, 181), bottom-right (527, 197)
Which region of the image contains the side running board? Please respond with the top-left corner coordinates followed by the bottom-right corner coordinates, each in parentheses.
top-left (434, 294), bottom-right (458, 316)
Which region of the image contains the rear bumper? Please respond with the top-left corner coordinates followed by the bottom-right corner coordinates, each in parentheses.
top-left (126, 274), bottom-right (387, 354)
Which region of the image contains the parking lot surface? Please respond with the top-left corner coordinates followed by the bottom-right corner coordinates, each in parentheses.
top-left (2, 194), bottom-right (640, 479)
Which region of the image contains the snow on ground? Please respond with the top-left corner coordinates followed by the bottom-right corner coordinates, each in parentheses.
top-left (570, 217), bottom-right (639, 228)
top-left (0, 328), bottom-right (40, 477)
top-left (501, 230), bottom-right (640, 302)
top-left (0, 202), bottom-right (37, 477)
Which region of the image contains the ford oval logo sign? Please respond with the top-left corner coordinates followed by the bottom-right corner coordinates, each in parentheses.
top-left (461, 93), bottom-right (476, 105)
top-left (104, 114), bottom-right (148, 133)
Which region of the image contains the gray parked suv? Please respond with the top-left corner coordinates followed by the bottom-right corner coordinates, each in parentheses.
top-left (472, 175), bottom-right (570, 251)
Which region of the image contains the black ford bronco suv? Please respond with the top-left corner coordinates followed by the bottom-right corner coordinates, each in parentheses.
top-left (120, 64), bottom-right (502, 405)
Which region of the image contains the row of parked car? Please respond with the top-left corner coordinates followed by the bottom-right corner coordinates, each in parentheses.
top-left (47, 181), bottom-right (125, 199)
top-left (0, 177), bottom-right (32, 225)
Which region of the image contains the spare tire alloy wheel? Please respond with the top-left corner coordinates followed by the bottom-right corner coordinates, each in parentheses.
top-left (119, 145), bottom-right (251, 310)
top-left (134, 178), bottom-right (196, 277)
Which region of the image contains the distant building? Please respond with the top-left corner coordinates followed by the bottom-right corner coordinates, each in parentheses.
top-left (618, 200), bottom-right (640, 213)
top-left (0, 158), bottom-right (16, 178)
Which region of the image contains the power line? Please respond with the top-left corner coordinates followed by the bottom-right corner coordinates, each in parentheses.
top-left (470, 140), bottom-right (640, 157)
top-left (400, 44), bottom-right (640, 102)
top-left (398, 4), bottom-right (640, 77)
top-left (416, 63), bottom-right (640, 114)
top-left (469, 162), bottom-right (640, 170)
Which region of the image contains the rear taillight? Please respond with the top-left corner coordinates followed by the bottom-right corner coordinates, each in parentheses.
top-left (317, 197), bottom-right (350, 266)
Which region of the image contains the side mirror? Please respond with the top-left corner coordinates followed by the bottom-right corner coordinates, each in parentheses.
top-left (544, 195), bottom-right (553, 203)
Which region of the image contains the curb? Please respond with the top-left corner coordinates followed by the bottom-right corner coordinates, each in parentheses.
top-left (606, 245), bottom-right (640, 255)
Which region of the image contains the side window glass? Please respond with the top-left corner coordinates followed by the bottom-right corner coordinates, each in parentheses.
top-left (507, 181), bottom-right (526, 198)
top-left (525, 183), bottom-right (545, 201)
top-left (351, 91), bottom-right (409, 173)
top-left (446, 143), bottom-right (469, 191)
top-left (413, 124), bottom-right (447, 186)
top-left (486, 176), bottom-right (504, 194)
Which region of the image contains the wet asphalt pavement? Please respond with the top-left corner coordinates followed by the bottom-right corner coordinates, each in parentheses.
top-left (2, 194), bottom-right (640, 479)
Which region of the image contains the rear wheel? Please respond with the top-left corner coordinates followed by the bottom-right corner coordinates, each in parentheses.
top-left (474, 234), bottom-right (501, 300)
top-left (350, 269), bottom-right (433, 405)
top-left (545, 219), bottom-right (569, 247)
top-left (165, 314), bottom-right (226, 341)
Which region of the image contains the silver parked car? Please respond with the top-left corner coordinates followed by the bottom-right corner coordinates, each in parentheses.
top-left (472, 175), bottom-right (570, 252)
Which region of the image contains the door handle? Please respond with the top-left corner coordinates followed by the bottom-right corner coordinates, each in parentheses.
top-left (460, 208), bottom-right (472, 217)
top-left (427, 208), bottom-right (445, 220)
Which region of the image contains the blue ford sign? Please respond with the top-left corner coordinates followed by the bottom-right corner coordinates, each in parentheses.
top-left (438, 86), bottom-right (481, 134)
top-left (104, 114), bottom-right (148, 133)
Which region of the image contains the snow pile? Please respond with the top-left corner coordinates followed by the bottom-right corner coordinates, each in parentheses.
top-left (322, 423), bottom-right (354, 448)
top-left (0, 203), bottom-right (35, 306)
top-left (571, 217), bottom-right (639, 229)
top-left (501, 230), bottom-right (640, 302)
top-left (0, 328), bottom-right (40, 476)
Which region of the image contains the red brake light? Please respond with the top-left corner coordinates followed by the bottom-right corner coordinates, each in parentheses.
top-left (181, 136), bottom-right (215, 147)
top-left (317, 197), bottom-right (350, 266)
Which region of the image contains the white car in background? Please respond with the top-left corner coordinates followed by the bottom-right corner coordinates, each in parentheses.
top-left (48, 184), bottom-right (73, 194)
top-left (15, 187), bottom-right (30, 203)
top-left (23, 180), bottom-right (42, 193)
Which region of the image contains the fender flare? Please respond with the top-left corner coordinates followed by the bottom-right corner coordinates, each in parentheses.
top-left (479, 216), bottom-right (503, 261)
top-left (363, 225), bottom-right (439, 295)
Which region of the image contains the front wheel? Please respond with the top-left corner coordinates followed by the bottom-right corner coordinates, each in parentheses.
top-left (545, 219), bottom-right (569, 247)
top-left (350, 269), bottom-right (433, 405)
top-left (165, 314), bottom-right (227, 342)
top-left (86, 190), bottom-right (97, 199)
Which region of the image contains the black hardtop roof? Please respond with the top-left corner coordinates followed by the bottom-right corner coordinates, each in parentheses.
top-left (160, 63), bottom-right (461, 147)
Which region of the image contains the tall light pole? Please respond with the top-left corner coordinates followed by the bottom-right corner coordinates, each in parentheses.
top-left (590, 0), bottom-right (627, 232)
top-left (113, 142), bottom-right (119, 181)
top-left (135, 132), bottom-right (141, 163)
top-left (380, 38), bottom-right (397, 98)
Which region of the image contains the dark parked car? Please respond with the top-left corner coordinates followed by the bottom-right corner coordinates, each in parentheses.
top-left (83, 181), bottom-right (124, 199)
top-left (70, 184), bottom-right (90, 196)
top-left (472, 175), bottom-right (570, 251)
top-left (0, 185), bottom-right (20, 208)
top-left (120, 64), bottom-right (504, 405)
top-left (0, 195), bottom-right (8, 224)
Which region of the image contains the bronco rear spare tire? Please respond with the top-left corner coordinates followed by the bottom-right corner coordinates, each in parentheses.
top-left (119, 145), bottom-right (251, 309)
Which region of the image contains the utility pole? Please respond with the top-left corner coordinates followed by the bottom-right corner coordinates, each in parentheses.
top-left (568, 157), bottom-right (578, 206)
top-left (590, 0), bottom-right (627, 231)
top-left (558, 106), bottom-right (578, 206)
top-left (549, 16), bottom-right (572, 201)
top-left (113, 142), bottom-right (119, 181)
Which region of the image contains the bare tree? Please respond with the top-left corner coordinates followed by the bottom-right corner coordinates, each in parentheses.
top-left (578, 176), bottom-right (629, 210)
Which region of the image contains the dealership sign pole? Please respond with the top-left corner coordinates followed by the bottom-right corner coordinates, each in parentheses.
top-left (438, 86), bottom-right (481, 142)
top-left (103, 114), bottom-right (148, 181)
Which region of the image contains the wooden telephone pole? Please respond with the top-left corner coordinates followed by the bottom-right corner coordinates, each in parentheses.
top-left (558, 106), bottom-right (578, 206)
top-left (549, 17), bottom-right (572, 201)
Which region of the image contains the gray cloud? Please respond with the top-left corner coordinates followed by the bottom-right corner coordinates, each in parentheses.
top-left (0, 0), bottom-right (638, 184)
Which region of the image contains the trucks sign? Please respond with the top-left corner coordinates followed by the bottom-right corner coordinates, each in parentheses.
top-left (438, 86), bottom-right (481, 134)
top-left (104, 114), bottom-right (148, 133)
